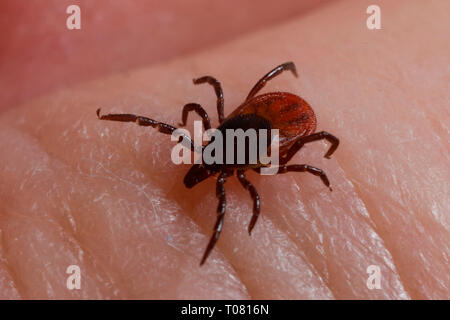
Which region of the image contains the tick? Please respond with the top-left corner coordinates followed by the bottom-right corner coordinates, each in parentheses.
top-left (96, 62), bottom-right (339, 265)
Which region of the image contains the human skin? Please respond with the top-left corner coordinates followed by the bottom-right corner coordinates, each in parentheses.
top-left (0, 0), bottom-right (449, 299)
top-left (0, 0), bottom-right (330, 110)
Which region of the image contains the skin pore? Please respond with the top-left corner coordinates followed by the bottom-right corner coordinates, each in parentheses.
top-left (0, 0), bottom-right (448, 299)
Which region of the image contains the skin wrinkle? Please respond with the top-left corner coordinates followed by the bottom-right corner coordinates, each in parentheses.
top-left (0, 227), bottom-right (23, 299)
top-left (372, 159), bottom-right (448, 297)
top-left (0, 126), bottom-right (126, 299)
top-left (276, 81), bottom-right (402, 286)
top-left (269, 147), bottom-right (407, 299)
top-left (54, 204), bottom-right (125, 299)
top-left (216, 254), bottom-right (252, 299)
top-left (255, 223), bottom-right (331, 299)
top-left (293, 3), bottom-right (449, 297)
top-left (350, 182), bottom-right (414, 297)
top-left (0, 0), bottom-right (448, 299)
top-left (92, 123), bottom-right (250, 298)
top-left (20, 123), bottom-right (223, 298)
top-left (0, 209), bottom-right (31, 299)
top-left (195, 126), bottom-right (405, 298)
top-left (229, 199), bottom-right (334, 299)
top-left (43, 129), bottom-right (185, 298)
top-left (91, 147), bottom-right (249, 298)
top-left (300, 190), bottom-right (339, 297)
top-left (175, 182), bottom-right (252, 298)
top-left (96, 164), bottom-right (219, 292)
top-left (269, 176), bottom-right (336, 295)
top-left (354, 189), bottom-right (443, 299)
top-left (332, 164), bottom-right (412, 297)
top-left (0, 76), bottom-right (440, 296)
top-left (29, 137), bottom-right (120, 298)
top-left (0, 102), bottom-right (436, 298)
top-left (189, 179), bottom-right (333, 299)
top-left (317, 209), bottom-right (374, 298)
top-left (0, 261), bottom-right (23, 299)
top-left (286, 228), bottom-right (335, 298)
top-left (274, 181), bottom-right (338, 297)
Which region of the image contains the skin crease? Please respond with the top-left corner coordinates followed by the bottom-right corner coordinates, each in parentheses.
top-left (0, 0), bottom-right (449, 299)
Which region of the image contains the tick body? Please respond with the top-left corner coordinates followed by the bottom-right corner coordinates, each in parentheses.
top-left (97, 62), bottom-right (339, 265)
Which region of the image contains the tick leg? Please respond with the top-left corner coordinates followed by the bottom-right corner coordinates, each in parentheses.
top-left (281, 131), bottom-right (339, 164)
top-left (200, 171), bottom-right (231, 266)
top-left (96, 108), bottom-right (201, 153)
top-left (193, 76), bottom-right (225, 124)
top-left (277, 164), bottom-right (333, 191)
top-left (236, 170), bottom-right (261, 235)
top-left (246, 62), bottom-right (298, 101)
top-left (178, 103), bottom-right (211, 130)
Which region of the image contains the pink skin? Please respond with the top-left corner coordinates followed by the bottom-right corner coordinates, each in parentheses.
top-left (0, 0), bottom-right (330, 110)
top-left (0, 0), bottom-right (449, 299)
